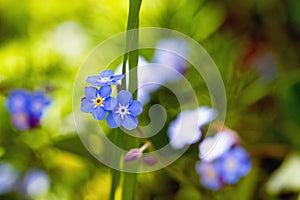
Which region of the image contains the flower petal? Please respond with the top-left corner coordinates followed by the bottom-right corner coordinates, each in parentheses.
top-left (86, 76), bottom-right (100, 86)
top-left (103, 97), bottom-right (116, 111)
top-left (129, 100), bottom-right (143, 116)
top-left (117, 90), bottom-right (132, 106)
top-left (80, 99), bottom-right (94, 113)
top-left (106, 112), bottom-right (119, 128)
top-left (99, 86), bottom-right (112, 98)
top-left (122, 116), bottom-right (138, 130)
top-left (111, 74), bottom-right (124, 82)
top-left (100, 70), bottom-right (114, 77)
top-left (85, 86), bottom-right (97, 99)
top-left (92, 106), bottom-right (106, 120)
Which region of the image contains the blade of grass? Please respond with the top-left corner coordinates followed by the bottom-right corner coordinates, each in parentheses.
top-left (122, 0), bottom-right (142, 200)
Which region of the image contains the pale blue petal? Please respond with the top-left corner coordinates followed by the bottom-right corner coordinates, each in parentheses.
top-left (92, 106), bottom-right (106, 120)
top-left (85, 87), bottom-right (97, 99)
top-left (99, 86), bottom-right (112, 98)
top-left (106, 112), bottom-right (119, 128)
top-left (100, 70), bottom-right (114, 77)
top-left (117, 90), bottom-right (132, 105)
top-left (122, 116), bottom-right (138, 130)
top-left (103, 97), bottom-right (116, 110)
top-left (129, 100), bottom-right (142, 116)
top-left (80, 99), bottom-right (94, 113)
top-left (111, 74), bottom-right (124, 81)
top-left (86, 76), bottom-right (100, 86)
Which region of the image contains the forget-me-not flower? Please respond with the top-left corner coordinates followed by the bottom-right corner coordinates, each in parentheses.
top-left (195, 161), bottom-right (223, 190)
top-left (215, 146), bottom-right (251, 184)
top-left (168, 106), bottom-right (217, 149)
top-left (86, 70), bottom-right (124, 87)
top-left (6, 89), bottom-right (50, 130)
top-left (23, 169), bottom-right (50, 198)
top-left (0, 162), bottom-right (19, 195)
top-left (106, 90), bottom-right (143, 130)
top-left (81, 86), bottom-right (116, 120)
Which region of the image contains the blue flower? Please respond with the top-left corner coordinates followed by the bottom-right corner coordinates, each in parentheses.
top-left (86, 70), bottom-right (124, 87)
top-left (6, 89), bottom-right (30, 113)
top-left (81, 86), bottom-right (116, 120)
top-left (106, 90), bottom-right (143, 130)
top-left (29, 91), bottom-right (51, 118)
top-left (168, 106), bottom-right (217, 149)
top-left (0, 162), bottom-right (19, 195)
top-left (23, 169), bottom-right (50, 198)
top-left (6, 89), bottom-right (51, 130)
top-left (215, 146), bottom-right (251, 184)
top-left (195, 161), bottom-right (223, 190)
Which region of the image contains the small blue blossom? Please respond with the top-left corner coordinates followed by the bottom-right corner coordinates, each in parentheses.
top-left (168, 106), bottom-right (217, 149)
top-left (106, 90), bottom-right (143, 130)
top-left (86, 69), bottom-right (124, 87)
top-left (6, 89), bottom-right (51, 130)
top-left (23, 169), bottom-right (50, 198)
top-left (6, 89), bottom-right (30, 113)
top-left (29, 91), bottom-right (51, 118)
top-left (0, 162), bottom-right (19, 195)
top-left (195, 161), bottom-right (223, 190)
top-left (215, 146), bottom-right (251, 184)
top-left (81, 86), bottom-right (116, 120)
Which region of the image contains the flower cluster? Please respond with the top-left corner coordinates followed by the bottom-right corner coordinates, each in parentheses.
top-left (80, 70), bottom-right (143, 130)
top-left (6, 89), bottom-right (51, 130)
top-left (196, 129), bottom-right (251, 190)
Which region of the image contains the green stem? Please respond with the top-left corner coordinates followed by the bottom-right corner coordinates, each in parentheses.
top-left (121, 0), bottom-right (142, 200)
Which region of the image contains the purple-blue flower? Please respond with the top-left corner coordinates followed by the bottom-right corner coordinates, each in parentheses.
top-left (106, 90), bottom-right (143, 130)
top-left (6, 89), bottom-right (50, 130)
top-left (195, 161), bottom-right (223, 190)
top-left (215, 146), bottom-right (251, 184)
top-left (0, 162), bottom-right (19, 195)
top-left (86, 70), bottom-right (124, 87)
top-left (23, 169), bottom-right (50, 198)
top-left (81, 86), bottom-right (116, 120)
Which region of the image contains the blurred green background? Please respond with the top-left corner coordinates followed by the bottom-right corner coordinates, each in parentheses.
top-left (0, 0), bottom-right (300, 199)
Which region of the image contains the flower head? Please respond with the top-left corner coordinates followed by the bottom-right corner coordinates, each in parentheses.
top-left (215, 146), bottom-right (251, 184)
top-left (81, 86), bottom-right (116, 120)
top-left (199, 132), bottom-right (235, 162)
top-left (86, 69), bottom-right (124, 87)
top-left (0, 162), bottom-right (19, 195)
top-left (106, 90), bottom-right (143, 130)
top-left (168, 106), bottom-right (217, 149)
top-left (195, 161), bottom-right (223, 190)
top-left (23, 169), bottom-right (50, 198)
top-left (6, 89), bottom-right (51, 130)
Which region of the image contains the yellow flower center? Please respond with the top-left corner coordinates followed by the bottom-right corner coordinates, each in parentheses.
top-left (94, 97), bottom-right (103, 106)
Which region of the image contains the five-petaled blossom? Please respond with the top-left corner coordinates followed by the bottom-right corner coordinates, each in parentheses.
top-left (215, 146), bottom-right (251, 184)
top-left (86, 70), bottom-right (124, 87)
top-left (107, 90), bottom-right (143, 130)
top-left (6, 89), bottom-right (50, 130)
top-left (80, 86), bottom-right (116, 120)
top-left (195, 161), bottom-right (223, 190)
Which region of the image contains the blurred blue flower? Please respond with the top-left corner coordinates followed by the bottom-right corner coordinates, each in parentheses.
top-left (195, 161), bottom-right (223, 190)
top-left (6, 89), bottom-right (51, 130)
top-left (0, 162), bottom-right (19, 194)
top-left (153, 38), bottom-right (190, 82)
top-left (215, 146), bottom-right (251, 184)
top-left (199, 131), bottom-right (235, 162)
top-left (168, 106), bottom-right (217, 149)
top-left (86, 69), bottom-right (124, 87)
top-left (29, 91), bottom-right (51, 118)
top-left (81, 86), bottom-right (116, 120)
top-left (23, 169), bottom-right (50, 198)
top-left (6, 89), bottom-right (30, 113)
top-left (106, 90), bottom-right (143, 130)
